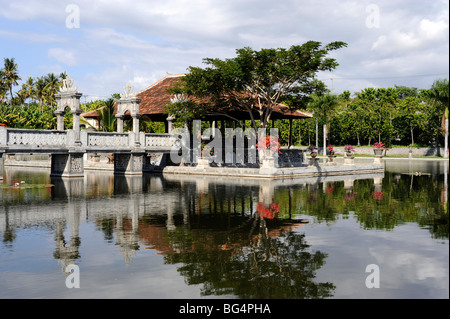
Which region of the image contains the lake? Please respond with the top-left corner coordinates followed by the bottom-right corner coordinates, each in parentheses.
top-left (0, 159), bottom-right (448, 299)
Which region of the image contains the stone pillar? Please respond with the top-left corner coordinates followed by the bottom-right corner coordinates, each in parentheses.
top-left (72, 110), bottom-right (82, 146)
top-left (116, 116), bottom-right (124, 133)
top-left (50, 152), bottom-right (85, 178)
top-left (167, 115), bottom-right (175, 134)
top-left (55, 111), bottom-right (65, 131)
top-left (0, 151), bottom-right (3, 181)
top-left (132, 114), bottom-right (140, 147)
top-left (113, 152), bottom-right (144, 175)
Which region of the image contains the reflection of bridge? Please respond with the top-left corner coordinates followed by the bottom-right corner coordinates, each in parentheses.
top-left (0, 77), bottom-right (179, 179)
top-left (0, 171), bottom-right (385, 267)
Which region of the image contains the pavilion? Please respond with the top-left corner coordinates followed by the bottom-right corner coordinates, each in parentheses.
top-left (82, 73), bottom-right (313, 146)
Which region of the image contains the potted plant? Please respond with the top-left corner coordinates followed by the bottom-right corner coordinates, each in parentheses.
top-left (257, 136), bottom-right (281, 164)
top-left (344, 144), bottom-right (355, 157)
top-left (307, 145), bottom-right (318, 158)
top-left (327, 144), bottom-right (335, 155)
top-left (373, 142), bottom-right (385, 156)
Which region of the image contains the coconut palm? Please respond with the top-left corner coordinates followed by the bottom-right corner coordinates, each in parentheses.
top-left (423, 79), bottom-right (449, 157)
top-left (43, 73), bottom-right (61, 108)
top-left (2, 58), bottom-right (21, 106)
top-left (307, 93), bottom-right (340, 155)
top-left (0, 70), bottom-right (8, 104)
top-left (34, 77), bottom-right (47, 112)
top-left (97, 98), bottom-right (117, 132)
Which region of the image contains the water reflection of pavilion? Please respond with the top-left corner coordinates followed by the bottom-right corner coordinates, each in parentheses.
top-left (1, 170), bottom-right (386, 267)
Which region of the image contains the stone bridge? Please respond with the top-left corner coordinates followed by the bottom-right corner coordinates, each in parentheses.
top-left (0, 126), bottom-right (180, 178)
top-left (0, 77), bottom-right (181, 178)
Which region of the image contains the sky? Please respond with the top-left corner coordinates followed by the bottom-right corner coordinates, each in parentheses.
top-left (0, 0), bottom-right (448, 102)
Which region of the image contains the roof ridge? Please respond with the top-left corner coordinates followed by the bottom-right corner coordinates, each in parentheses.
top-left (136, 73), bottom-right (187, 95)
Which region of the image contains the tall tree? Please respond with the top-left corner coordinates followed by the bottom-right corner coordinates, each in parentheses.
top-left (168, 41), bottom-right (347, 131)
top-left (423, 79), bottom-right (449, 157)
top-left (1, 58), bottom-right (21, 106)
top-left (34, 77), bottom-right (47, 112)
top-left (43, 73), bottom-right (61, 108)
top-left (0, 70), bottom-right (8, 104)
top-left (307, 93), bottom-right (340, 154)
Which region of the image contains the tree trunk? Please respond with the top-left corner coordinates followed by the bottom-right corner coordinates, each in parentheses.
top-left (315, 115), bottom-right (318, 148)
top-left (410, 125), bottom-right (414, 146)
top-left (445, 117), bottom-right (449, 158)
top-left (323, 124), bottom-right (326, 156)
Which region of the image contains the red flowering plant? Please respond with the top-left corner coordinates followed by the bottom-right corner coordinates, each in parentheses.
top-left (373, 142), bottom-right (385, 149)
top-left (344, 144), bottom-right (356, 152)
top-left (327, 144), bottom-right (335, 155)
top-left (256, 202), bottom-right (280, 219)
top-left (256, 135), bottom-right (281, 156)
top-left (372, 191), bottom-right (384, 201)
top-left (201, 142), bottom-right (214, 157)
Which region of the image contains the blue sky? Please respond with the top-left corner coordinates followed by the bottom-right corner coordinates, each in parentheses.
top-left (1, 0), bottom-right (448, 101)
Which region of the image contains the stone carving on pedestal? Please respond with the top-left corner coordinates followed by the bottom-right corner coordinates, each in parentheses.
top-left (115, 83), bottom-right (142, 147)
top-left (54, 75), bottom-right (83, 146)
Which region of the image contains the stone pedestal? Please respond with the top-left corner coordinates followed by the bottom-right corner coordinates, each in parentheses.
top-left (344, 156), bottom-right (354, 165)
top-left (260, 156), bottom-right (278, 175)
top-left (374, 155), bottom-right (383, 164)
top-left (114, 152), bottom-right (144, 175)
top-left (197, 157), bottom-right (210, 169)
top-left (50, 152), bottom-right (85, 178)
top-left (308, 158), bottom-right (319, 166)
top-left (327, 155), bottom-right (337, 165)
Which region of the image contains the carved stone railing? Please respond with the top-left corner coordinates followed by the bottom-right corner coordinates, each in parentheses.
top-left (0, 127), bottom-right (179, 151)
top-left (144, 133), bottom-right (178, 148)
top-left (86, 131), bottom-right (130, 147)
top-left (0, 128), bottom-right (67, 147)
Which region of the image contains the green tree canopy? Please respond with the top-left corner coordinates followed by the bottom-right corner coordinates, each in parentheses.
top-left (166, 41), bottom-right (347, 130)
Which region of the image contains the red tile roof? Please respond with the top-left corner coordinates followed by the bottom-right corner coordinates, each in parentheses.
top-left (137, 73), bottom-right (312, 120)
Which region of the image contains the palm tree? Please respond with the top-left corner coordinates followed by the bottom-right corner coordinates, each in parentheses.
top-left (97, 98), bottom-right (117, 132)
top-left (307, 93), bottom-right (340, 155)
top-left (424, 79), bottom-right (449, 157)
top-left (2, 58), bottom-right (21, 106)
top-left (34, 77), bottom-right (47, 112)
top-left (23, 77), bottom-right (35, 103)
top-left (43, 73), bottom-right (61, 108)
top-left (0, 70), bottom-right (9, 104)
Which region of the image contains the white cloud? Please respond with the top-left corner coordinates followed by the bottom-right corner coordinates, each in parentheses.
top-left (48, 48), bottom-right (78, 66)
top-left (0, 0), bottom-right (448, 97)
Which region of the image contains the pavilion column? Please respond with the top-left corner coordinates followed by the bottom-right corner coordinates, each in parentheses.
top-left (116, 116), bottom-right (124, 133)
top-left (132, 114), bottom-right (140, 147)
top-left (55, 111), bottom-right (65, 131)
top-left (167, 115), bottom-right (175, 134)
top-left (288, 118), bottom-right (293, 148)
top-left (73, 110), bottom-right (82, 146)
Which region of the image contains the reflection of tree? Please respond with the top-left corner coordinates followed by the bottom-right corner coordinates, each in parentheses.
top-left (164, 214), bottom-right (334, 299)
top-left (275, 173), bottom-right (448, 239)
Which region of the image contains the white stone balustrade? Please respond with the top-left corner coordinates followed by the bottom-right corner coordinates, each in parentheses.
top-left (86, 131), bottom-right (130, 147)
top-left (1, 127), bottom-right (179, 150)
top-left (1, 128), bottom-right (67, 147)
top-left (144, 133), bottom-right (178, 148)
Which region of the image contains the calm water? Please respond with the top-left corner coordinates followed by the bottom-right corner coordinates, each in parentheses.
top-left (0, 159), bottom-right (448, 299)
